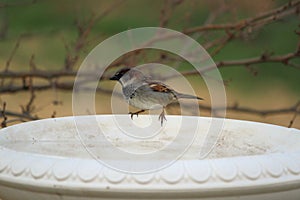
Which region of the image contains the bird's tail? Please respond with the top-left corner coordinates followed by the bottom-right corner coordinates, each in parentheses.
top-left (176, 93), bottom-right (203, 100)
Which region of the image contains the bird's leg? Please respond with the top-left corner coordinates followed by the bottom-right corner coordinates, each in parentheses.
top-left (129, 109), bottom-right (145, 120)
top-left (158, 107), bottom-right (167, 126)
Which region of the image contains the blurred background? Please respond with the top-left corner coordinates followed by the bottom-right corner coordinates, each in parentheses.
top-left (0, 0), bottom-right (299, 128)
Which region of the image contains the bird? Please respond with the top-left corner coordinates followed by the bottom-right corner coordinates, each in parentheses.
top-left (110, 67), bottom-right (203, 126)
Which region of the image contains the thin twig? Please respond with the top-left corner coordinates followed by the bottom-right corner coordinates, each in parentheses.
top-left (210, 32), bottom-right (235, 56)
top-left (5, 36), bottom-right (22, 72)
top-left (51, 111), bottom-right (56, 118)
top-left (20, 77), bottom-right (36, 116)
top-left (170, 101), bottom-right (300, 117)
top-left (1, 36), bottom-right (22, 87)
top-left (288, 101), bottom-right (300, 128)
top-left (65, 0), bottom-right (124, 70)
top-left (29, 54), bottom-right (37, 71)
top-left (1, 102), bottom-right (7, 128)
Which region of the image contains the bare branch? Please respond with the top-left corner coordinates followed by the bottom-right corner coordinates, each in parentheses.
top-left (184, 0), bottom-right (300, 34)
top-left (218, 102), bottom-right (300, 117)
top-left (2, 45), bottom-right (298, 82)
top-left (163, 49), bottom-right (300, 80)
top-left (171, 101), bottom-right (300, 118)
top-left (0, 69), bottom-right (77, 80)
top-left (0, 109), bottom-right (39, 121)
top-left (217, 53), bottom-right (300, 69)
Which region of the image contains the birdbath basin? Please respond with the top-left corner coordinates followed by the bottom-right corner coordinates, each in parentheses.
top-left (0, 115), bottom-right (300, 200)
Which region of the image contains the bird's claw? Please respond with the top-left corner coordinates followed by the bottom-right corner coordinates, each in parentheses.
top-left (129, 110), bottom-right (145, 120)
top-left (129, 112), bottom-right (138, 120)
top-left (158, 110), bottom-right (167, 126)
top-left (129, 109), bottom-right (167, 126)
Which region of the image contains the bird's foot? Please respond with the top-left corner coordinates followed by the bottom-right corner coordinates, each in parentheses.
top-left (158, 109), bottom-right (167, 126)
top-left (129, 110), bottom-right (145, 120)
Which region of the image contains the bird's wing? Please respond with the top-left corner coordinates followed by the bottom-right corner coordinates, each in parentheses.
top-left (147, 81), bottom-right (203, 100)
top-left (148, 82), bottom-right (174, 93)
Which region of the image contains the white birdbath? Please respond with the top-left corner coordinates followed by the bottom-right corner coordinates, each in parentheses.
top-left (0, 115), bottom-right (300, 200)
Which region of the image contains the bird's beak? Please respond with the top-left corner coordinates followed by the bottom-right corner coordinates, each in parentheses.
top-left (109, 75), bottom-right (118, 80)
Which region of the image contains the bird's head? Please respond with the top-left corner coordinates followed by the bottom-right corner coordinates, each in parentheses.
top-left (109, 68), bottom-right (131, 81)
top-left (110, 67), bottom-right (146, 86)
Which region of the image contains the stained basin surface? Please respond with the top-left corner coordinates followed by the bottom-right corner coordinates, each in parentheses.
top-left (0, 115), bottom-right (300, 200)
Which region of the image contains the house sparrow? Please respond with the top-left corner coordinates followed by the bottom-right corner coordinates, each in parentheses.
top-left (110, 68), bottom-right (203, 126)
